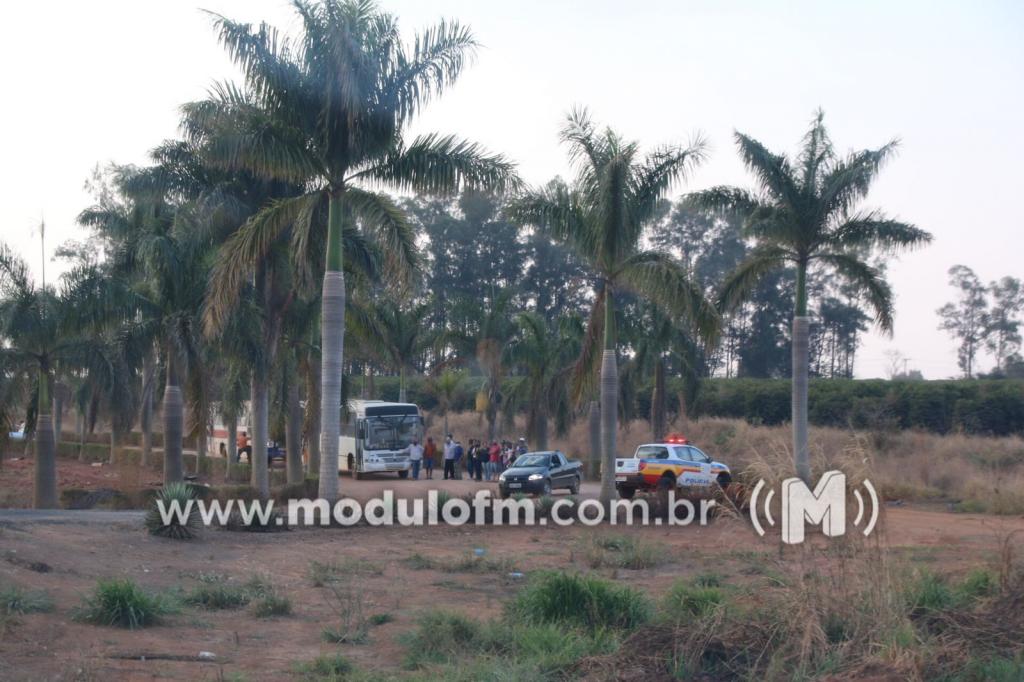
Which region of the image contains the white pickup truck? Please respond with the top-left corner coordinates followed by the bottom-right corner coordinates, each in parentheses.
top-left (614, 435), bottom-right (731, 499)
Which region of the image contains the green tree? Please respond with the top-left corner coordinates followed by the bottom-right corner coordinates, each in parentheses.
top-left (186, 0), bottom-right (515, 501)
top-left (511, 109), bottom-right (716, 502)
top-left (504, 313), bottom-right (581, 450)
top-left (985, 276), bottom-right (1023, 373)
top-left (936, 265), bottom-right (989, 379)
top-left (689, 110), bottom-right (931, 481)
top-left (0, 246), bottom-right (120, 507)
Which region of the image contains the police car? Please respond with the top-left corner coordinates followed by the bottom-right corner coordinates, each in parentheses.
top-left (613, 434), bottom-right (731, 499)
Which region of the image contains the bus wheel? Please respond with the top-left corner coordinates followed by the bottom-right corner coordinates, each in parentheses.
top-left (398, 470), bottom-right (409, 479)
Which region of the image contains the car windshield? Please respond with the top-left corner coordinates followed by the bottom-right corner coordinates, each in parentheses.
top-left (363, 415), bottom-right (420, 451)
top-left (512, 454), bottom-right (549, 467)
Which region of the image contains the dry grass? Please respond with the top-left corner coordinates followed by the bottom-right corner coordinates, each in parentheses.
top-left (433, 412), bottom-right (1024, 515)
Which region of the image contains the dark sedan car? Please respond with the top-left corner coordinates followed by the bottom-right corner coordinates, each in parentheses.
top-left (497, 451), bottom-right (582, 498)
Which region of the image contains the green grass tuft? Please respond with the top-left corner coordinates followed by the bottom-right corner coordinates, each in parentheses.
top-left (74, 578), bottom-right (172, 629)
top-left (252, 591), bottom-right (291, 618)
top-left (1, 584), bottom-right (54, 615)
top-left (293, 653), bottom-right (354, 679)
top-left (507, 571), bottom-right (651, 631)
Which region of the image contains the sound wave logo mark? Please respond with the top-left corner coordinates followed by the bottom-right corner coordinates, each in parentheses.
top-left (749, 470), bottom-right (879, 544)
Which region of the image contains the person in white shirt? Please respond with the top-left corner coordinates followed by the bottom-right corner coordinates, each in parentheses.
top-left (407, 438), bottom-right (424, 480)
top-left (442, 434), bottom-right (456, 480)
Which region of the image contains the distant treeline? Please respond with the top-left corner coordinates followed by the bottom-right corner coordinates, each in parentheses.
top-left (356, 376), bottom-right (1024, 437)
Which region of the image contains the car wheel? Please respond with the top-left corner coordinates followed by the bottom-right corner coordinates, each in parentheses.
top-left (542, 479), bottom-right (552, 496)
top-left (716, 473), bottom-right (732, 488)
top-left (569, 476), bottom-right (580, 495)
top-left (499, 489), bottom-right (510, 500)
top-left (398, 470), bottom-right (409, 479)
top-left (658, 475), bottom-right (675, 491)
top-left (618, 486), bottom-right (636, 499)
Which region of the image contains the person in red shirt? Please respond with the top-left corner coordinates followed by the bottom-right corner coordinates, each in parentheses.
top-left (487, 441), bottom-right (501, 481)
top-left (423, 437), bottom-right (437, 479)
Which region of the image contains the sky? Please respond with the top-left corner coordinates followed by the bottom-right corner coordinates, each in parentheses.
top-left (2, 0), bottom-right (1022, 379)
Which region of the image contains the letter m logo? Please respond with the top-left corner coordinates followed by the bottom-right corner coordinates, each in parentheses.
top-left (780, 471), bottom-right (847, 544)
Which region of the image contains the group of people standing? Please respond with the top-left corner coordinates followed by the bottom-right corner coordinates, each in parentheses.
top-left (433, 435), bottom-right (528, 481)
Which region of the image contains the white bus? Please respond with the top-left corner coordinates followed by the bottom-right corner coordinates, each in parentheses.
top-left (340, 400), bottom-right (423, 479)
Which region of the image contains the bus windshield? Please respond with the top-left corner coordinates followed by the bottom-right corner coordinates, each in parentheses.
top-left (363, 415), bottom-right (421, 451)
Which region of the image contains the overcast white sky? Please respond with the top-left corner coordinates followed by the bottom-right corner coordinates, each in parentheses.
top-left (2, 0), bottom-right (1021, 378)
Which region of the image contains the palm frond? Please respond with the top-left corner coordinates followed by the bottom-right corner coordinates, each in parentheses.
top-left (353, 133), bottom-right (517, 196)
top-left (719, 245), bottom-right (791, 312)
top-left (826, 211), bottom-right (932, 253)
top-left (616, 251), bottom-right (720, 345)
top-left (815, 252), bottom-right (895, 333)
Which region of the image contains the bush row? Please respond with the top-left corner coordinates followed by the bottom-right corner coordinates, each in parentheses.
top-left (688, 378), bottom-right (1024, 436)
top-left (366, 374), bottom-right (1024, 436)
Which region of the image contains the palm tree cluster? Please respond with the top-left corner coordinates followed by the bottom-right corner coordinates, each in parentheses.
top-left (0, 1), bottom-right (928, 507)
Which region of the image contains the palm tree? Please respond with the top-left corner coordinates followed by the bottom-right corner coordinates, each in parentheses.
top-left (625, 302), bottom-right (702, 441)
top-left (511, 109), bottom-right (717, 502)
top-left (436, 292), bottom-right (517, 443)
top-left (504, 313), bottom-right (580, 450)
top-left (428, 369), bottom-right (463, 440)
top-left (184, 0), bottom-right (516, 501)
top-left (0, 246), bottom-right (118, 507)
top-left (77, 166), bottom-right (213, 485)
top-left (351, 301), bottom-right (431, 403)
top-left (688, 110), bottom-right (931, 481)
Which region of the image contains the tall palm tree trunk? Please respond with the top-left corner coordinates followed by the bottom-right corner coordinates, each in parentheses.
top-left (163, 347), bottom-right (184, 484)
top-left (652, 356), bottom-right (666, 441)
top-left (251, 370), bottom-right (270, 498)
top-left (226, 418), bottom-right (237, 482)
top-left (286, 374), bottom-right (303, 485)
top-left (599, 289), bottom-right (618, 503)
top-left (140, 351), bottom-right (156, 467)
top-left (792, 263), bottom-right (811, 483)
top-left (318, 195), bottom-right (346, 502)
top-left (109, 424), bottom-right (118, 465)
top-left (76, 407), bottom-right (86, 462)
top-left (534, 409), bottom-right (548, 451)
top-left (399, 366), bottom-right (407, 403)
top-left (588, 399), bottom-right (600, 480)
top-left (53, 387), bottom-right (63, 446)
top-left (34, 368), bottom-right (57, 509)
top-left (305, 356), bottom-right (321, 478)
top-left (196, 428), bottom-right (207, 476)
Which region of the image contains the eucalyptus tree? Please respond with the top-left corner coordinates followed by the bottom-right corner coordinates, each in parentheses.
top-left (0, 245), bottom-right (122, 507)
top-left (184, 0), bottom-right (516, 501)
top-left (688, 110), bottom-right (931, 481)
top-left (504, 313), bottom-right (581, 450)
top-left (511, 109), bottom-right (717, 502)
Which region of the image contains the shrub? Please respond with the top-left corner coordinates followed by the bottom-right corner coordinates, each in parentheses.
top-left (402, 609), bottom-right (613, 673)
top-left (368, 612), bottom-right (394, 626)
top-left (74, 579), bottom-right (171, 629)
top-left (294, 654), bottom-right (354, 679)
top-left (252, 592), bottom-right (291, 618)
top-left (903, 570), bottom-right (955, 614)
top-left (584, 535), bottom-right (663, 570)
top-left (663, 582), bottom-right (724, 619)
top-left (0, 585), bottom-right (53, 615)
top-left (144, 482), bottom-right (200, 539)
top-left (183, 582), bottom-right (251, 610)
top-left (507, 572), bottom-right (651, 630)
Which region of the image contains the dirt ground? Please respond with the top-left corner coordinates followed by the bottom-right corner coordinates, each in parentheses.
top-left (2, 482), bottom-right (1023, 681)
